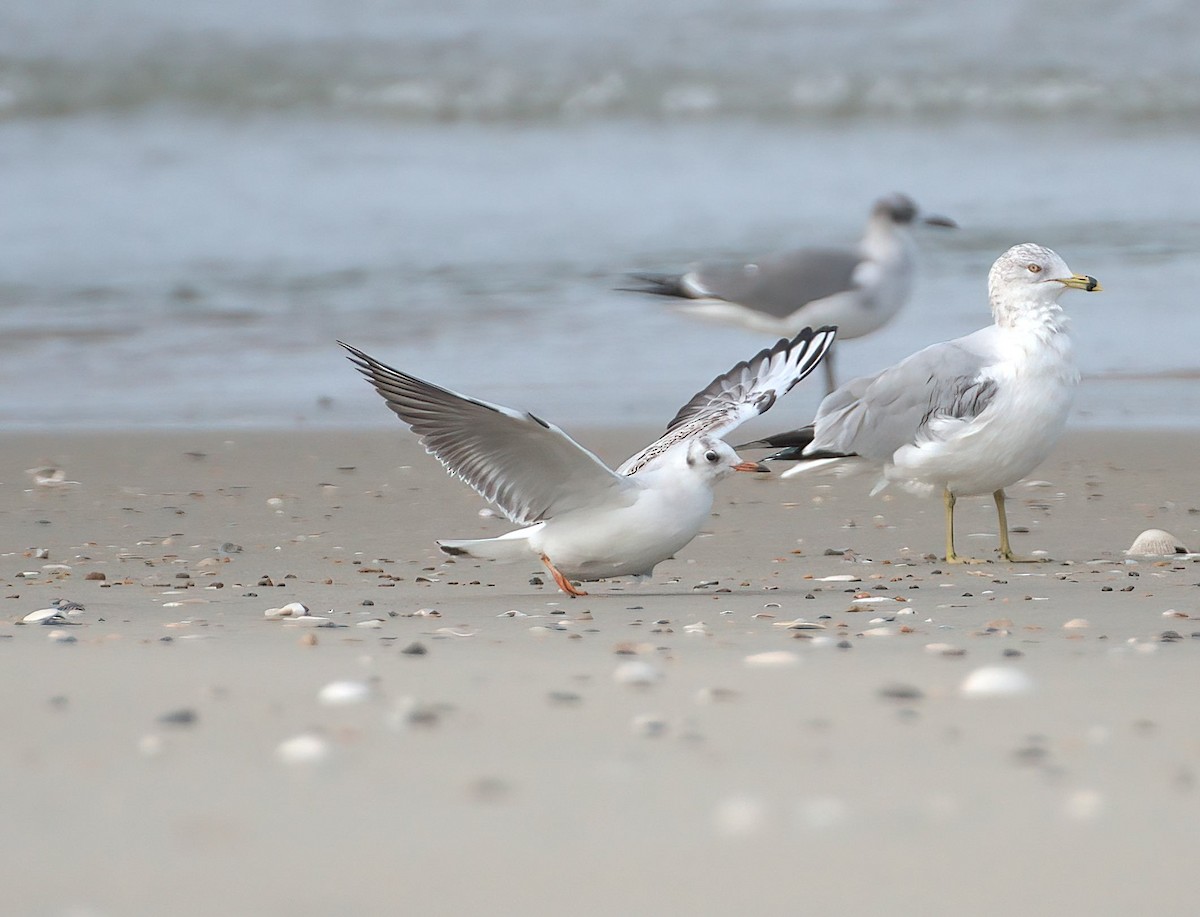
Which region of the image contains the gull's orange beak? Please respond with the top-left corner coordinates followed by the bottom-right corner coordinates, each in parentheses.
top-left (733, 460), bottom-right (771, 473)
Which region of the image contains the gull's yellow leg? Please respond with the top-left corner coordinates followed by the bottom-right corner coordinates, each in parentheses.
top-left (995, 489), bottom-right (1048, 563)
top-left (944, 488), bottom-right (991, 564)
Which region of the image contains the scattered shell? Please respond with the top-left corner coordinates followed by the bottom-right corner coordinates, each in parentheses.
top-left (817, 574), bottom-right (861, 582)
top-left (317, 680), bottom-right (373, 706)
top-left (743, 650), bottom-right (801, 668)
top-left (1126, 529), bottom-right (1187, 556)
top-left (960, 666), bottom-right (1034, 698)
top-left (47, 629), bottom-right (77, 644)
top-left (924, 642), bottom-right (965, 656)
top-left (264, 601), bottom-right (309, 619)
top-left (695, 687), bottom-right (739, 704)
top-left (497, 609), bottom-right (527, 618)
top-left (355, 618), bottom-right (384, 629)
top-left (21, 608), bottom-right (65, 625)
top-left (400, 642), bottom-right (428, 656)
top-left (290, 615), bottom-right (334, 626)
top-left (276, 732), bottom-right (331, 765)
top-left (683, 621), bottom-right (712, 635)
top-left (1062, 618), bottom-right (1090, 630)
top-left (771, 619), bottom-right (827, 630)
top-left (1063, 789), bottom-right (1105, 821)
top-left (612, 660), bottom-right (662, 687)
top-left (713, 795), bottom-right (768, 838)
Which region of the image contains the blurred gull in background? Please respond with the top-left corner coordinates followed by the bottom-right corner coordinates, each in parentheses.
top-left (622, 193), bottom-right (956, 394)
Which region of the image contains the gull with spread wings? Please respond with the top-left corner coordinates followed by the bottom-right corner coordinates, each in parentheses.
top-left (340, 326), bottom-right (835, 595)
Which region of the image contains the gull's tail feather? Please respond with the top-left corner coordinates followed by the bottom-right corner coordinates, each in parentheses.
top-left (737, 424), bottom-right (858, 472)
top-left (617, 272), bottom-right (691, 299)
top-left (437, 525), bottom-right (541, 563)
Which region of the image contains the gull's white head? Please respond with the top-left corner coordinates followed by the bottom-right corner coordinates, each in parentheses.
top-left (988, 242), bottom-right (1101, 327)
top-left (681, 436), bottom-right (768, 484)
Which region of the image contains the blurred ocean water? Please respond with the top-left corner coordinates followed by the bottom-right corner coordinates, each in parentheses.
top-left (2, 0), bottom-right (1199, 430)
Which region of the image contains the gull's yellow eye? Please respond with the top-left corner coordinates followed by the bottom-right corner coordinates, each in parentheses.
top-left (1028, 263), bottom-right (1042, 274)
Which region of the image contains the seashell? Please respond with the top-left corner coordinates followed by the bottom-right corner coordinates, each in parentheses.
top-left (317, 680), bottom-right (373, 706)
top-left (1126, 529), bottom-right (1187, 556)
top-left (743, 650), bottom-right (801, 668)
top-left (264, 601), bottom-right (309, 619)
top-left (21, 608), bottom-right (65, 625)
top-left (612, 660), bottom-right (662, 686)
top-left (771, 619), bottom-right (826, 630)
top-left (47, 629), bottom-right (77, 644)
top-left (960, 666), bottom-right (1034, 698)
top-left (276, 732), bottom-right (330, 765)
top-left (817, 574), bottom-right (861, 582)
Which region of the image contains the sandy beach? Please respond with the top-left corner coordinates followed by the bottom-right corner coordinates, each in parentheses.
top-left (4, 426), bottom-right (1200, 916)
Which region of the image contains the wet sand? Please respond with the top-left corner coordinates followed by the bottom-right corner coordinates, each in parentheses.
top-left (4, 427), bottom-right (1200, 916)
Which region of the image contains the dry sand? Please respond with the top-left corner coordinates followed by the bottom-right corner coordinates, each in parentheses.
top-left (4, 427), bottom-right (1200, 916)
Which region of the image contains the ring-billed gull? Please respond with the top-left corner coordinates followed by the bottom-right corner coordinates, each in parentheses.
top-left (340, 326), bottom-right (835, 595)
top-left (739, 243), bottom-right (1101, 564)
top-left (622, 193), bottom-right (955, 394)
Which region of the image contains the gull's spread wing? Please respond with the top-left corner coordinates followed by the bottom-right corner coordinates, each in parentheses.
top-left (341, 343), bottom-right (631, 525)
top-left (617, 326), bottom-right (837, 475)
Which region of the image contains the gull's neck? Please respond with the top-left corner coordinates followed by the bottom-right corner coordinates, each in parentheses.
top-left (860, 212), bottom-right (915, 266)
top-left (990, 291), bottom-right (1071, 338)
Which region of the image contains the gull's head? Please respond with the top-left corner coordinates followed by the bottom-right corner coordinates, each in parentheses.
top-left (872, 192), bottom-right (957, 229)
top-left (683, 437), bottom-right (769, 483)
top-left (988, 242), bottom-right (1101, 324)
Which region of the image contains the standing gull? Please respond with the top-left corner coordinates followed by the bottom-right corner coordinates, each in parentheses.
top-left (622, 193), bottom-right (955, 394)
top-left (340, 326), bottom-right (835, 595)
top-left (740, 243), bottom-right (1101, 564)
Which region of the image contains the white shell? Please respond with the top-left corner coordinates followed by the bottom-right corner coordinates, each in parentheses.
top-left (317, 680), bottom-right (373, 706)
top-left (264, 601), bottom-right (309, 619)
top-left (743, 650), bottom-right (801, 668)
top-left (1126, 529), bottom-right (1187, 556)
top-left (276, 732), bottom-right (331, 765)
top-left (613, 660), bottom-right (662, 687)
top-left (21, 608), bottom-right (65, 625)
top-left (960, 666), bottom-right (1034, 698)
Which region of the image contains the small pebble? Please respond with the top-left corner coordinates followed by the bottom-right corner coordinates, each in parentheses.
top-left (630, 714), bottom-right (669, 737)
top-left (158, 708), bottom-right (198, 727)
top-left (400, 642), bottom-right (428, 656)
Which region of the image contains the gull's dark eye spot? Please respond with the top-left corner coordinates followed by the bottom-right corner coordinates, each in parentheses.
top-left (1027, 263), bottom-right (1042, 274)
top-left (704, 450), bottom-right (719, 463)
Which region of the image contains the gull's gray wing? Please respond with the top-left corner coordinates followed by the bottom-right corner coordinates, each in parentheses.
top-left (811, 331), bottom-right (999, 461)
top-left (689, 247), bottom-right (862, 319)
top-left (617, 326), bottom-right (837, 475)
top-left (340, 343), bottom-right (632, 525)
